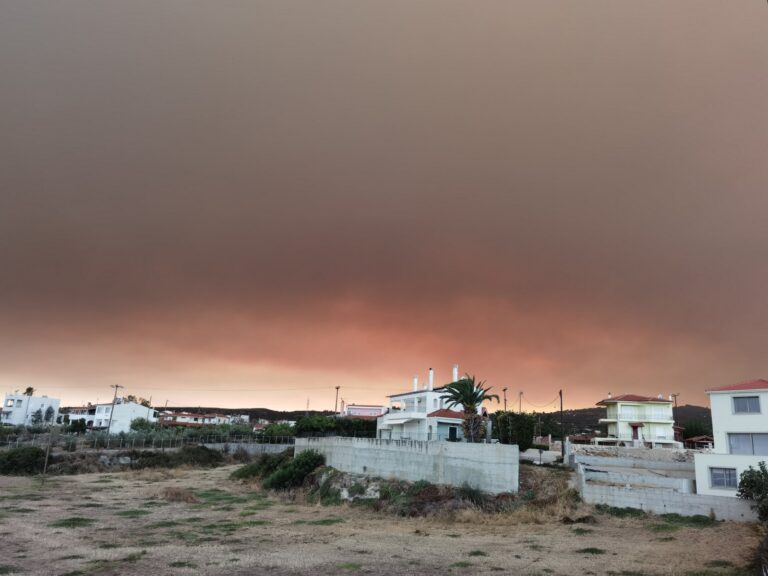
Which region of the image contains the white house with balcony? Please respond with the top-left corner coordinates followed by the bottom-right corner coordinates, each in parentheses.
top-left (694, 379), bottom-right (768, 497)
top-left (1, 393), bottom-right (60, 427)
top-left (594, 394), bottom-right (681, 448)
top-left (376, 367), bottom-right (467, 442)
top-left (67, 399), bottom-right (157, 434)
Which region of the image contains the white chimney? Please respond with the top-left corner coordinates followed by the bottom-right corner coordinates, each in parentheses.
top-left (668, 394), bottom-right (673, 401)
top-left (452, 364), bottom-right (459, 382)
top-left (608, 392), bottom-right (612, 399)
top-left (428, 368), bottom-right (434, 391)
top-left (657, 394), bottom-right (663, 399)
top-left (412, 375), bottom-right (418, 392)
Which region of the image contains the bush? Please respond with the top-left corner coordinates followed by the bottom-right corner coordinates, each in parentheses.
top-left (737, 461), bottom-right (768, 522)
top-left (127, 445), bottom-right (223, 470)
top-left (0, 446), bottom-right (46, 475)
top-left (262, 450), bottom-right (325, 490)
top-left (494, 411), bottom-right (535, 452)
top-left (230, 449), bottom-right (294, 480)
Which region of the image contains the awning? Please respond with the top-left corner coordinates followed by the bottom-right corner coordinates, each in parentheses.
top-left (379, 418), bottom-right (416, 427)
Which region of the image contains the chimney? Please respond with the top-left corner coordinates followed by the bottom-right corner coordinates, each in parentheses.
top-left (428, 368), bottom-right (434, 391)
top-left (668, 394), bottom-right (673, 401)
top-left (452, 364), bottom-right (459, 382)
top-left (608, 392), bottom-right (612, 399)
top-left (657, 394), bottom-right (663, 400)
top-left (412, 375), bottom-right (418, 392)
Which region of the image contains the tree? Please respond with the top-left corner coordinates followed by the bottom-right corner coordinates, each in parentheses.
top-left (44, 406), bottom-right (55, 423)
top-left (262, 422), bottom-right (295, 437)
top-left (30, 408), bottom-right (43, 425)
top-left (130, 418), bottom-right (155, 432)
top-left (23, 387), bottom-right (35, 397)
top-left (69, 419), bottom-right (87, 434)
top-left (494, 411), bottom-right (535, 452)
top-left (737, 461), bottom-right (768, 522)
top-left (440, 375), bottom-right (500, 443)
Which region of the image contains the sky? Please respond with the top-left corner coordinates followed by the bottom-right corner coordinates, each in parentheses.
top-left (1, 1), bottom-right (767, 412)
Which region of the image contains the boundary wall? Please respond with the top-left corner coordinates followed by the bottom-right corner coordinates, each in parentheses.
top-left (295, 437), bottom-right (518, 494)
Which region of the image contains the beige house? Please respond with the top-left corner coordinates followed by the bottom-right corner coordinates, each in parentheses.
top-left (594, 394), bottom-right (681, 448)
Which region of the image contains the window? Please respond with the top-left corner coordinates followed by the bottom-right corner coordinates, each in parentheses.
top-left (15, 400), bottom-right (22, 407)
top-left (710, 468), bottom-right (738, 489)
top-left (5, 399), bottom-right (14, 407)
top-left (734, 396), bottom-right (760, 414)
top-left (729, 433), bottom-right (768, 455)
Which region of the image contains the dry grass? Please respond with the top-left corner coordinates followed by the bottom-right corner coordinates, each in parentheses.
top-left (161, 486), bottom-right (199, 503)
top-left (129, 468), bottom-right (189, 482)
top-left (0, 466), bottom-right (760, 576)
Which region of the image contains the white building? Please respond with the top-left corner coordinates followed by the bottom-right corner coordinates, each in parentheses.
top-left (695, 379), bottom-right (768, 497)
top-left (376, 367), bottom-right (467, 442)
top-left (158, 411), bottom-right (231, 427)
top-left (68, 399), bottom-right (157, 434)
top-left (1, 393), bottom-right (60, 427)
top-left (342, 404), bottom-right (387, 418)
top-left (594, 394), bottom-right (681, 448)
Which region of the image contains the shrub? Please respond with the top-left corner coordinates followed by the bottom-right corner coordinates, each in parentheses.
top-left (0, 446), bottom-right (46, 475)
top-left (230, 449), bottom-right (293, 480)
top-left (737, 461), bottom-right (768, 522)
top-left (494, 411), bottom-right (535, 452)
top-left (262, 450), bottom-right (325, 490)
top-left (173, 445), bottom-right (224, 468)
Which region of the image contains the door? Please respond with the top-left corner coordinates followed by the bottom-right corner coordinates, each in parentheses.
top-left (631, 425), bottom-right (639, 440)
top-left (448, 427), bottom-right (457, 442)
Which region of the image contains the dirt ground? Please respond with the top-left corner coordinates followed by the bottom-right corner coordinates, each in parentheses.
top-left (0, 465), bottom-right (760, 576)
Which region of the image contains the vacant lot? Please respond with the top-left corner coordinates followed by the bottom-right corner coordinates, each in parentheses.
top-left (0, 465), bottom-right (759, 576)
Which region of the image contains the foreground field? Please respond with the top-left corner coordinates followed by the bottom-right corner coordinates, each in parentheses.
top-left (0, 466), bottom-right (759, 576)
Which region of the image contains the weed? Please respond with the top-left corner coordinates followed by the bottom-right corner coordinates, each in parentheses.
top-left (338, 563), bottom-right (362, 571)
top-left (572, 527), bottom-right (593, 535)
top-left (48, 517), bottom-right (94, 528)
top-left (658, 514), bottom-right (717, 529)
top-left (121, 550), bottom-right (147, 563)
top-left (116, 509), bottom-right (151, 518)
top-left (468, 550), bottom-right (487, 557)
top-left (594, 504), bottom-right (646, 518)
top-left (451, 561), bottom-right (472, 568)
top-left (655, 536), bottom-right (676, 542)
top-left (169, 561), bottom-right (198, 568)
top-left (0, 567), bottom-right (16, 575)
top-left (59, 555), bottom-right (86, 560)
top-left (306, 517), bottom-right (345, 525)
top-left (348, 482), bottom-right (366, 497)
top-left (575, 548), bottom-right (606, 555)
top-left (705, 560), bottom-right (733, 568)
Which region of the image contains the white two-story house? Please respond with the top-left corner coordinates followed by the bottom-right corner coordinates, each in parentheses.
top-left (1, 393), bottom-right (60, 427)
top-left (695, 379), bottom-right (768, 497)
top-left (377, 367), bottom-right (465, 442)
top-left (68, 399), bottom-right (157, 434)
top-left (594, 394), bottom-right (681, 448)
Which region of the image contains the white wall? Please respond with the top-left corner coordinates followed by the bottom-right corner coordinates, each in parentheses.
top-left (694, 452), bottom-right (766, 497)
top-left (709, 390), bottom-right (768, 454)
top-left (295, 437), bottom-right (519, 494)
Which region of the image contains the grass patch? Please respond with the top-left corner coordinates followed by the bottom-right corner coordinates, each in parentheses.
top-left (338, 563), bottom-right (362, 571)
top-left (594, 504), bottom-right (646, 518)
top-left (59, 555), bottom-right (86, 560)
top-left (467, 550), bottom-right (487, 557)
top-left (169, 561), bottom-right (198, 568)
top-left (149, 520), bottom-right (180, 529)
top-left (575, 547), bottom-right (606, 555)
top-left (451, 561), bottom-right (472, 568)
top-left (658, 513), bottom-right (717, 529)
top-left (0, 567), bottom-right (17, 575)
top-left (655, 536), bottom-right (676, 542)
top-left (572, 527), bottom-right (593, 535)
top-left (306, 517), bottom-right (345, 525)
top-left (48, 517), bottom-right (94, 528)
top-left (705, 560), bottom-right (734, 568)
top-left (116, 509), bottom-right (152, 518)
top-left (120, 550), bottom-right (147, 563)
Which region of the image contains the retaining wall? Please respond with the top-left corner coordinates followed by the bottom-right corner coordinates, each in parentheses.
top-left (576, 465), bottom-right (756, 521)
top-left (202, 443), bottom-right (291, 456)
top-left (295, 437), bottom-right (518, 494)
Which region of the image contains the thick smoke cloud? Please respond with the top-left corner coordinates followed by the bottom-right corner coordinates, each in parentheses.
top-left (0, 1), bottom-right (766, 409)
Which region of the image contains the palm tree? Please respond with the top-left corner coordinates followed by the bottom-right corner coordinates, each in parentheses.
top-left (23, 387), bottom-right (35, 396)
top-left (440, 375), bottom-right (499, 442)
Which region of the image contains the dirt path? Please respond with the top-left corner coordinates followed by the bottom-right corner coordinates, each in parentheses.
top-left (0, 466), bottom-right (759, 575)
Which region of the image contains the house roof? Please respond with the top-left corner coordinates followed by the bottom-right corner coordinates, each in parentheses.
top-left (706, 379), bottom-right (768, 393)
top-left (596, 394), bottom-right (673, 406)
top-left (427, 409), bottom-right (464, 419)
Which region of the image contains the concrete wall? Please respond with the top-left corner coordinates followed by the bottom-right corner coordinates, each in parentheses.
top-left (578, 476), bottom-right (756, 522)
top-left (295, 437), bottom-right (518, 494)
top-left (581, 466), bottom-right (694, 493)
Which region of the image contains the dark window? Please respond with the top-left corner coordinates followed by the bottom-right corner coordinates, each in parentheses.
top-left (734, 396), bottom-right (761, 414)
top-left (710, 468), bottom-right (737, 489)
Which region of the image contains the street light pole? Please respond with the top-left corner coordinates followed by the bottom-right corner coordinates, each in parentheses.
top-left (334, 386), bottom-right (340, 415)
top-left (518, 391), bottom-right (523, 413)
top-left (502, 388), bottom-right (508, 411)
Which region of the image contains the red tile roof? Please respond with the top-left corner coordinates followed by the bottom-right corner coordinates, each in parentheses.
top-left (707, 379), bottom-right (768, 393)
top-left (427, 409), bottom-right (465, 419)
top-left (596, 394), bottom-right (672, 405)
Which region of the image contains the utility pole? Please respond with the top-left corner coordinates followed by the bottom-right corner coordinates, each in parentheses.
top-left (502, 388), bottom-right (508, 411)
top-left (559, 389), bottom-right (565, 459)
top-left (518, 391), bottom-right (523, 413)
top-left (334, 386), bottom-right (340, 415)
top-left (671, 392), bottom-right (679, 420)
top-left (106, 384), bottom-right (124, 435)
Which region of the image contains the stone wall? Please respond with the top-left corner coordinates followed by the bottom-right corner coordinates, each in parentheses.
top-left (294, 437), bottom-right (518, 494)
